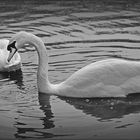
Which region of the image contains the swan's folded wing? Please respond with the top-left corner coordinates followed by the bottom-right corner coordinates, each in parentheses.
top-left (57, 59), bottom-right (140, 97)
top-left (64, 59), bottom-right (140, 86)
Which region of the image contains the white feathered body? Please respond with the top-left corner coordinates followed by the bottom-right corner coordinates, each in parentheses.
top-left (54, 59), bottom-right (140, 97)
top-left (0, 39), bottom-right (21, 72)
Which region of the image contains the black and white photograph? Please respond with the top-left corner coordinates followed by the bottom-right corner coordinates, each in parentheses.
top-left (0, 0), bottom-right (140, 139)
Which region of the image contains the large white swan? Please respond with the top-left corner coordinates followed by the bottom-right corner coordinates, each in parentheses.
top-left (0, 39), bottom-right (21, 72)
top-left (7, 31), bottom-right (140, 98)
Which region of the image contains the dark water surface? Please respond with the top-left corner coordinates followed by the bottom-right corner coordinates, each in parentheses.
top-left (0, 0), bottom-right (140, 139)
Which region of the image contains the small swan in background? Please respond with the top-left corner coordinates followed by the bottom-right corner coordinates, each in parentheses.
top-left (7, 31), bottom-right (140, 98)
top-left (0, 39), bottom-right (21, 72)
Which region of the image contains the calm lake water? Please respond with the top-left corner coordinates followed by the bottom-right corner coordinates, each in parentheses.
top-left (0, 0), bottom-right (140, 139)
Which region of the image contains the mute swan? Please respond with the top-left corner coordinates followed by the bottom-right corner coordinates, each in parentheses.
top-left (0, 39), bottom-right (21, 72)
top-left (7, 31), bottom-right (140, 98)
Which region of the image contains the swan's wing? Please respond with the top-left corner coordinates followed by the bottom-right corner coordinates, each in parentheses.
top-left (64, 59), bottom-right (140, 86)
top-left (58, 59), bottom-right (140, 97)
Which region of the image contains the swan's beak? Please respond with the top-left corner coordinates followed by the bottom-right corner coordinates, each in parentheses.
top-left (7, 47), bottom-right (17, 62)
top-left (7, 41), bottom-right (17, 62)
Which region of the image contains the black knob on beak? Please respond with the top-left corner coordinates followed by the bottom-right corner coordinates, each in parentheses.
top-left (7, 41), bottom-right (16, 52)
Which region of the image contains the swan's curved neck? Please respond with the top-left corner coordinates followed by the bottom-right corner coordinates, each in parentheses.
top-left (28, 34), bottom-right (52, 93)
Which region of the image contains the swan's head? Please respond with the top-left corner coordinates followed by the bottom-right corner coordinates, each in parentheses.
top-left (7, 31), bottom-right (31, 62)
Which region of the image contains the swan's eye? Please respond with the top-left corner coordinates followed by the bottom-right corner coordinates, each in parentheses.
top-left (7, 41), bottom-right (17, 52)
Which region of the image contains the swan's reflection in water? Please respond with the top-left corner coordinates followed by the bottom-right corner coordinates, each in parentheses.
top-left (14, 94), bottom-right (55, 139)
top-left (14, 92), bottom-right (140, 139)
top-left (60, 94), bottom-right (140, 121)
top-left (0, 69), bottom-right (24, 90)
top-left (14, 94), bottom-right (69, 139)
top-left (39, 94), bottom-right (55, 129)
